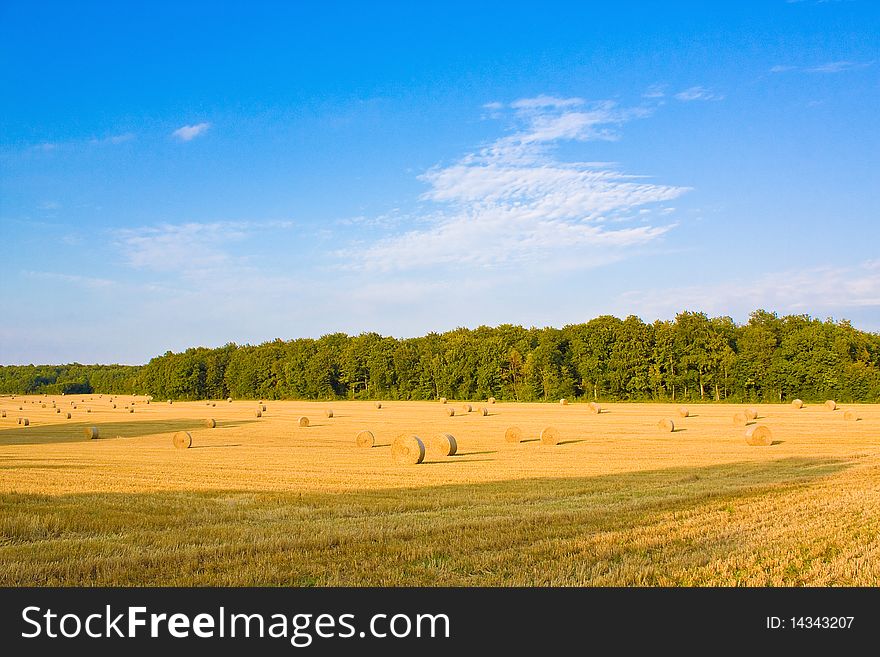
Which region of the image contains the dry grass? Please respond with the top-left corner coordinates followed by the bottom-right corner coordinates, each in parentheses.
top-left (0, 395), bottom-right (878, 586)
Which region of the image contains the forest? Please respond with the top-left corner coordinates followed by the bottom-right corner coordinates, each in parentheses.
top-left (2, 310), bottom-right (879, 403)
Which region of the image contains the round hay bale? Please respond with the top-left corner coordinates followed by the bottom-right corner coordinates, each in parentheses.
top-left (0, 411), bottom-right (5, 418)
top-left (375, 402), bottom-right (382, 409)
top-left (428, 432), bottom-right (458, 457)
top-left (22, 418), bottom-right (29, 426)
top-left (479, 407), bottom-right (488, 416)
top-left (844, 410), bottom-right (860, 421)
top-left (56, 408), bottom-right (60, 413)
top-left (129, 408), bottom-right (134, 414)
top-left (211, 402), bottom-right (216, 407)
top-left (540, 426), bottom-right (560, 445)
top-left (227, 397), bottom-right (233, 403)
top-left (825, 400), bottom-right (837, 411)
top-left (657, 418), bottom-right (675, 433)
top-left (84, 427), bottom-right (99, 440)
top-left (205, 418), bottom-right (216, 428)
top-left (588, 401), bottom-right (601, 414)
top-left (168, 400), bottom-right (173, 405)
top-left (71, 404), bottom-right (76, 409)
top-left (172, 431), bottom-right (193, 449)
top-left (41, 403), bottom-right (46, 408)
top-left (745, 425), bottom-right (773, 446)
top-left (446, 407), bottom-right (455, 417)
top-left (463, 404), bottom-right (472, 413)
top-left (733, 411), bottom-right (749, 426)
top-left (255, 409), bottom-right (262, 418)
top-left (146, 400), bottom-right (150, 405)
top-left (112, 404), bottom-right (116, 409)
top-left (324, 409), bottom-right (334, 418)
top-left (261, 404), bottom-right (267, 412)
top-left (355, 430), bottom-right (375, 448)
top-left (791, 399), bottom-right (803, 409)
top-left (745, 408), bottom-right (758, 420)
top-left (391, 434), bottom-right (425, 465)
top-left (678, 406), bottom-right (689, 418)
top-left (488, 397), bottom-right (496, 404)
top-left (66, 412), bottom-right (71, 419)
top-left (86, 408), bottom-right (91, 413)
top-left (297, 416), bottom-right (309, 428)
top-left (439, 397), bottom-right (447, 404)
top-left (17, 417), bottom-right (22, 424)
top-left (559, 398), bottom-right (568, 405)
top-left (504, 426), bottom-right (523, 443)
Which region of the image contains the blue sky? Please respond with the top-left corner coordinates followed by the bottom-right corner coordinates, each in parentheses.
top-left (1, 1), bottom-right (878, 364)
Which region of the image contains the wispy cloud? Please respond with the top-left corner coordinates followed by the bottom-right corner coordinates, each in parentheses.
top-left (37, 201), bottom-right (61, 211)
top-left (770, 60), bottom-right (874, 74)
top-left (90, 132), bottom-right (135, 145)
top-left (114, 220), bottom-right (293, 274)
top-left (615, 260), bottom-right (880, 319)
top-left (23, 270), bottom-right (117, 289)
top-left (341, 95), bottom-right (688, 273)
top-left (642, 84), bottom-right (667, 99)
top-left (172, 122), bottom-right (211, 141)
top-left (674, 86), bottom-right (725, 102)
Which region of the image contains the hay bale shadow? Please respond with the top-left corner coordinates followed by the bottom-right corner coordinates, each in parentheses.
top-left (453, 450), bottom-right (497, 456)
top-left (557, 439), bottom-right (587, 446)
top-left (771, 440), bottom-right (785, 446)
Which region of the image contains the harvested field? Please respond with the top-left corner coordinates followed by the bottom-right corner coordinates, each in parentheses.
top-left (0, 395), bottom-right (879, 586)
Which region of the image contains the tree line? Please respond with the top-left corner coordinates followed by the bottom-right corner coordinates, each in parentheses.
top-left (1, 310), bottom-right (879, 403)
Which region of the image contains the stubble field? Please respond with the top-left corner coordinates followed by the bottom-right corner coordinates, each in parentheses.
top-left (1, 394), bottom-right (878, 586)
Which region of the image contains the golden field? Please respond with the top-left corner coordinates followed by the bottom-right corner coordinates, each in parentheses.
top-left (1, 394), bottom-right (878, 586)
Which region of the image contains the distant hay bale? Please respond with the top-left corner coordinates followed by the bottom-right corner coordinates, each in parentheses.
top-left (168, 400), bottom-right (173, 405)
top-left (678, 406), bottom-right (689, 418)
top-left (479, 407), bottom-right (488, 416)
top-left (206, 401), bottom-right (211, 406)
top-left (71, 404), bottom-right (76, 409)
top-left (375, 402), bottom-right (382, 409)
top-left (488, 397), bottom-right (496, 404)
top-left (463, 404), bottom-right (472, 413)
top-left (41, 403), bottom-right (46, 408)
top-left (87, 408), bottom-right (91, 413)
top-left (745, 408), bottom-right (758, 420)
top-left (844, 410), bottom-right (860, 421)
top-left (112, 404), bottom-right (116, 409)
top-left (255, 409), bottom-right (262, 418)
top-left (540, 426), bottom-right (561, 445)
top-left (439, 397), bottom-right (447, 404)
top-left (657, 418), bottom-right (675, 433)
top-left (129, 408), bottom-right (134, 413)
top-left (588, 401), bottom-right (601, 414)
top-left (205, 418), bottom-right (216, 428)
top-left (146, 400), bottom-right (150, 405)
top-left (504, 426), bottom-right (523, 443)
top-left (0, 411), bottom-right (5, 418)
top-left (297, 416), bottom-right (309, 428)
top-left (559, 398), bottom-right (568, 405)
top-left (172, 431), bottom-right (193, 449)
top-left (825, 400), bottom-right (837, 411)
top-left (56, 408), bottom-right (60, 413)
top-left (84, 427), bottom-right (99, 440)
top-left (227, 398), bottom-right (233, 403)
top-left (446, 407), bottom-right (455, 416)
top-left (22, 418), bottom-right (29, 426)
top-left (355, 430), bottom-right (375, 448)
top-left (745, 425), bottom-right (773, 446)
top-left (391, 434), bottom-right (426, 465)
top-left (733, 411), bottom-right (749, 426)
top-left (428, 432), bottom-right (458, 457)
top-left (325, 409), bottom-right (334, 418)
top-left (261, 404), bottom-right (267, 412)
top-left (66, 412), bottom-right (71, 419)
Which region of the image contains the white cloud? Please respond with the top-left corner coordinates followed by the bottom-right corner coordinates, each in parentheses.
top-left (114, 220), bottom-right (293, 273)
top-left (341, 95), bottom-right (688, 273)
top-left (23, 270), bottom-right (117, 289)
top-left (642, 84), bottom-right (666, 99)
top-left (90, 132), bottom-right (135, 145)
top-left (674, 87), bottom-right (725, 102)
top-left (615, 260), bottom-right (880, 320)
top-left (770, 61), bottom-right (874, 74)
top-left (172, 122), bottom-right (211, 141)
